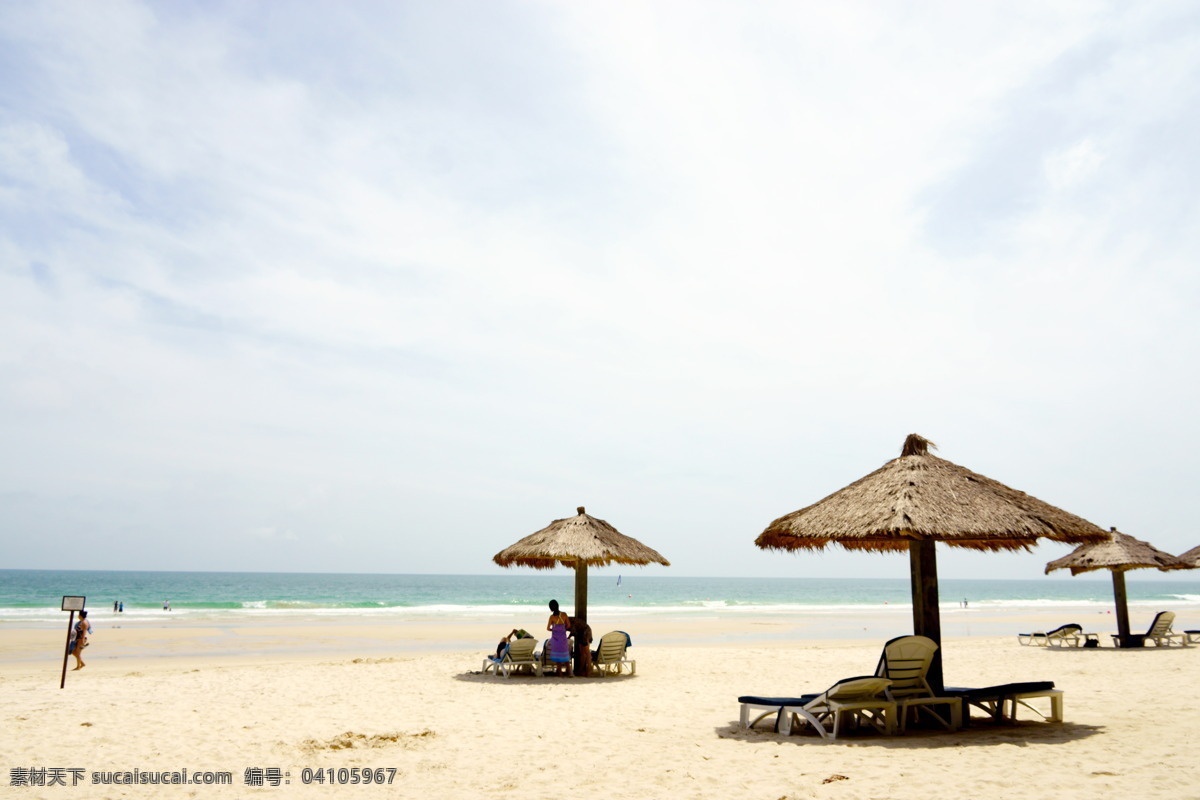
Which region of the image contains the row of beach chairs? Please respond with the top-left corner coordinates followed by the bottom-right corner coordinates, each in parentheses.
top-left (482, 630), bottom-right (635, 678)
top-left (738, 634), bottom-right (1062, 740)
top-left (1017, 611), bottom-right (1196, 648)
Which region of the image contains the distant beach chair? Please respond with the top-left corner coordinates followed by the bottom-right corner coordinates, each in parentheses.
top-left (482, 637), bottom-right (542, 677)
top-left (1112, 611), bottom-right (1189, 648)
top-left (943, 681), bottom-right (1063, 726)
top-left (1017, 623), bottom-right (1097, 648)
top-left (591, 631), bottom-right (635, 676)
top-left (738, 676), bottom-right (895, 740)
top-left (875, 635), bottom-right (962, 732)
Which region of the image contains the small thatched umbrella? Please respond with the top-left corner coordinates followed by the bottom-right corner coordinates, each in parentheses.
top-left (1178, 545), bottom-right (1200, 567)
top-left (1046, 528), bottom-right (1193, 647)
top-left (757, 434), bottom-right (1109, 689)
top-left (493, 506), bottom-right (670, 626)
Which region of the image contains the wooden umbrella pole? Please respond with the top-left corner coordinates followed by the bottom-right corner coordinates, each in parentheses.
top-left (909, 537), bottom-right (944, 692)
top-left (1112, 570), bottom-right (1131, 646)
top-left (574, 561), bottom-right (588, 625)
top-left (573, 562), bottom-right (588, 676)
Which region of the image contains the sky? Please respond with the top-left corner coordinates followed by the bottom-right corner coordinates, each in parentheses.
top-left (2, 1), bottom-right (1199, 581)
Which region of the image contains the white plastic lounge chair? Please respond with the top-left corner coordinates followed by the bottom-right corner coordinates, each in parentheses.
top-left (592, 631), bottom-right (635, 676)
top-left (739, 676), bottom-right (895, 740)
top-left (1111, 611), bottom-right (1189, 648)
top-left (875, 636), bottom-right (962, 732)
top-left (1145, 612), bottom-right (1189, 647)
top-left (482, 637), bottom-right (542, 677)
top-left (944, 681), bottom-right (1063, 725)
top-left (1017, 624), bottom-right (1097, 648)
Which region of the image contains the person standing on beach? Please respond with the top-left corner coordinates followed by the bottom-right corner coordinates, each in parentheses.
top-left (69, 610), bottom-right (91, 670)
top-left (546, 600), bottom-right (571, 677)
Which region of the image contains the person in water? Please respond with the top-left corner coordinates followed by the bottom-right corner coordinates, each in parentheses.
top-left (70, 610), bottom-right (92, 670)
top-left (545, 600), bottom-right (571, 677)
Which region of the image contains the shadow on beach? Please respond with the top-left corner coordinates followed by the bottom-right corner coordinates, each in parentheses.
top-left (717, 720), bottom-right (1105, 748)
top-left (1033, 646), bottom-right (1195, 655)
top-left (453, 670), bottom-right (636, 684)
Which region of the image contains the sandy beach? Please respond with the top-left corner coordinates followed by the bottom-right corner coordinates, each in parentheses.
top-left (3, 610), bottom-right (1198, 800)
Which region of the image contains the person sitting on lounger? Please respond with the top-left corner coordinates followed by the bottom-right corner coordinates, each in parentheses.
top-left (569, 616), bottom-right (593, 676)
top-left (493, 628), bottom-right (533, 661)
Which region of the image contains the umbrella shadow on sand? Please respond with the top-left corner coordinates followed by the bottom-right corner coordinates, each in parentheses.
top-left (717, 720), bottom-right (1104, 748)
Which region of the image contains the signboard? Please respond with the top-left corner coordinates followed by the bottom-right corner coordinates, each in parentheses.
top-left (61, 596), bottom-right (86, 612)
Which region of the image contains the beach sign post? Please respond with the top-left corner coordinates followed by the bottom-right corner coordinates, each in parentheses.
top-left (60, 595), bottom-right (86, 689)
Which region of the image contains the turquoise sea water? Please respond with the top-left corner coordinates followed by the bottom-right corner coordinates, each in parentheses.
top-left (2, 569), bottom-right (1197, 628)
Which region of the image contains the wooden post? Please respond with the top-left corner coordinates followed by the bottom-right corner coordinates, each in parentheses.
top-left (573, 562), bottom-right (588, 676)
top-left (60, 610), bottom-right (75, 689)
top-left (909, 537), bottom-right (943, 692)
top-left (1112, 570), bottom-right (1132, 647)
top-left (574, 561), bottom-right (588, 624)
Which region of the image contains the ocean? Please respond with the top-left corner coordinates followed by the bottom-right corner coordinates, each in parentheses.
top-left (2, 569), bottom-right (1197, 628)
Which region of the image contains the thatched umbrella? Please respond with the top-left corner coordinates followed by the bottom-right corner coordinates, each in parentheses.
top-left (757, 434), bottom-right (1109, 690)
top-left (1046, 528), bottom-right (1193, 647)
top-left (1178, 545), bottom-right (1200, 567)
top-left (493, 506), bottom-right (670, 626)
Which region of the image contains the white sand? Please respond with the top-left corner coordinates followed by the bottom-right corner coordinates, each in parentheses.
top-left (2, 613), bottom-right (1198, 799)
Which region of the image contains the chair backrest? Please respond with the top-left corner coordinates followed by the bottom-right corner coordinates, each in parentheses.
top-left (504, 637), bottom-right (538, 662)
top-left (819, 676), bottom-right (892, 704)
top-left (876, 635), bottom-right (938, 700)
top-left (1048, 624), bottom-right (1082, 638)
top-left (1146, 611), bottom-right (1176, 637)
top-left (595, 631), bottom-right (628, 663)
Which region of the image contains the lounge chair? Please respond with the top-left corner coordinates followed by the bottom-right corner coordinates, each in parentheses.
top-left (1017, 623), bottom-right (1098, 648)
top-left (875, 635), bottom-right (962, 732)
top-left (1111, 611), bottom-right (1190, 648)
top-left (592, 631), bottom-right (635, 676)
top-left (1187, 629), bottom-right (1200, 645)
top-left (481, 637), bottom-right (542, 677)
top-left (943, 681), bottom-right (1063, 726)
top-left (739, 676), bottom-right (895, 740)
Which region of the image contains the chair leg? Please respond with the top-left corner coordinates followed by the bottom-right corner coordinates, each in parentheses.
top-left (1048, 693), bottom-right (1063, 722)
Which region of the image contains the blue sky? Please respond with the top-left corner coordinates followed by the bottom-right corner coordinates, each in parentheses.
top-left (2, 1), bottom-right (1199, 580)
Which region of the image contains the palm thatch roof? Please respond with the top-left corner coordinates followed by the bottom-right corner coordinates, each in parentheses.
top-left (1045, 528), bottom-right (1194, 575)
top-left (493, 507), bottom-right (670, 570)
top-left (1178, 545), bottom-right (1200, 567)
top-left (756, 434), bottom-right (1109, 553)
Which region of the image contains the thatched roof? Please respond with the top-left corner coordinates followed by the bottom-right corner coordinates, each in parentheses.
top-left (493, 507), bottom-right (671, 570)
top-left (756, 434), bottom-right (1110, 553)
top-left (1178, 545), bottom-right (1200, 567)
top-left (1045, 528), bottom-right (1195, 575)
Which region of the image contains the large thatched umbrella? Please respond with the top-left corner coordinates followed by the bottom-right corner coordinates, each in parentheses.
top-left (757, 434), bottom-right (1109, 690)
top-left (1178, 545), bottom-right (1200, 567)
top-left (1046, 528), bottom-right (1193, 647)
top-left (493, 506), bottom-right (670, 626)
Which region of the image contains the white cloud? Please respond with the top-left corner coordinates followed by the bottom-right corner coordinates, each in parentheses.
top-left (2, 1), bottom-right (1199, 576)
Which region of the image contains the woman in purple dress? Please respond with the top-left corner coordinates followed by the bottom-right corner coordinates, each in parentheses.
top-left (546, 599), bottom-right (572, 677)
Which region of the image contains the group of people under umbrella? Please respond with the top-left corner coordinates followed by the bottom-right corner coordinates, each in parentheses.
top-left (494, 434), bottom-right (1197, 688)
